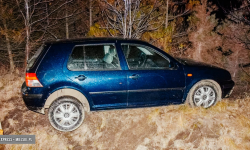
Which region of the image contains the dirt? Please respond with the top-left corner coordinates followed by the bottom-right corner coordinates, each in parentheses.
top-left (168, 122), bottom-right (220, 148)
top-left (1, 74), bottom-right (250, 149)
top-left (0, 96), bottom-right (250, 149)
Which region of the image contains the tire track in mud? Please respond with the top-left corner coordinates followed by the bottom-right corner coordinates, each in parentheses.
top-left (1, 97), bottom-right (49, 134)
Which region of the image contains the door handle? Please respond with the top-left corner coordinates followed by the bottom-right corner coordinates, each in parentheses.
top-left (75, 75), bottom-right (87, 81)
top-left (129, 74), bottom-right (140, 80)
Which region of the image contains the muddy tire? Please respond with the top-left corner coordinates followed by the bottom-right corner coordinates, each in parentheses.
top-left (48, 97), bottom-right (85, 132)
top-left (185, 80), bottom-right (221, 108)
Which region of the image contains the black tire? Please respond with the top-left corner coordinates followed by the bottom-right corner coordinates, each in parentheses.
top-left (185, 80), bottom-right (221, 108)
top-left (48, 97), bottom-right (85, 132)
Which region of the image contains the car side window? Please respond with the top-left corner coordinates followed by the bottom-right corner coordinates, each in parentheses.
top-left (121, 44), bottom-right (171, 70)
top-left (67, 44), bottom-right (121, 71)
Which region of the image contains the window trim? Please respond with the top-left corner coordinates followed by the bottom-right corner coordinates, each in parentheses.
top-left (67, 43), bottom-right (122, 71)
top-left (121, 43), bottom-right (176, 70)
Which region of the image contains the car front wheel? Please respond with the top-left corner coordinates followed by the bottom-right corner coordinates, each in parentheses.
top-left (48, 97), bottom-right (85, 132)
top-left (186, 80), bottom-right (221, 108)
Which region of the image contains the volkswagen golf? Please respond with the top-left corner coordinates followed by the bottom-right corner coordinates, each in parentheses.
top-left (21, 38), bottom-right (234, 131)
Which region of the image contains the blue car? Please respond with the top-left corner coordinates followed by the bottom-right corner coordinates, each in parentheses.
top-left (21, 38), bottom-right (234, 131)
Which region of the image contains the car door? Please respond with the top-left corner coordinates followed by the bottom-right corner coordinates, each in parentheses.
top-left (120, 43), bottom-right (185, 106)
top-left (63, 43), bottom-right (127, 109)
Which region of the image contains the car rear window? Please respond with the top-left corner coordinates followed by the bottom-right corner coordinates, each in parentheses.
top-left (67, 44), bottom-right (121, 71)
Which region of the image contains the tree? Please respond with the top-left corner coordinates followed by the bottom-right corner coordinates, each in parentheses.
top-left (0, 0), bottom-right (15, 72)
top-left (0, 0), bottom-right (23, 72)
top-left (188, 0), bottom-right (249, 82)
top-left (188, 0), bottom-right (221, 62)
top-left (101, 0), bottom-right (164, 39)
top-left (215, 0), bottom-right (250, 80)
top-left (142, 0), bottom-right (193, 53)
top-left (15, 0), bottom-right (73, 68)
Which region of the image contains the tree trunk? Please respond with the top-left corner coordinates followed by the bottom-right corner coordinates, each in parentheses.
top-left (24, 0), bottom-right (30, 69)
top-left (165, 0), bottom-right (169, 29)
top-left (89, 0), bottom-right (92, 28)
top-left (3, 22), bottom-right (15, 72)
top-left (0, 0), bottom-right (15, 72)
top-left (128, 0), bottom-right (132, 38)
top-left (65, 1), bottom-right (69, 39)
top-left (123, 0), bottom-right (128, 38)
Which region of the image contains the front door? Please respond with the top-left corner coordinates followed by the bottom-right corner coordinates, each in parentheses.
top-left (120, 44), bottom-right (185, 106)
top-left (63, 43), bottom-right (127, 109)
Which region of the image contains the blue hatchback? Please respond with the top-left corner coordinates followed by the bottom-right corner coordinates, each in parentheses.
top-left (21, 38), bottom-right (234, 131)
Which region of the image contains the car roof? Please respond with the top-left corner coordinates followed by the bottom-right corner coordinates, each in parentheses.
top-left (45, 37), bottom-right (146, 44)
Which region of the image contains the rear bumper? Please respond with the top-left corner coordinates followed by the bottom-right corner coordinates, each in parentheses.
top-left (220, 80), bottom-right (235, 98)
top-left (21, 82), bottom-right (45, 114)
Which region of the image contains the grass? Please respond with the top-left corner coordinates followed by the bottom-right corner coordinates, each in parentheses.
top-left (1, 72), bottom-right (250, 149)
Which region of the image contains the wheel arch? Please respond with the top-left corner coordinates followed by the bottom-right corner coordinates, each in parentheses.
top-left (183, 79), bottom-right (222, 102)
top-left (44, 88), bottom-right (90, 112)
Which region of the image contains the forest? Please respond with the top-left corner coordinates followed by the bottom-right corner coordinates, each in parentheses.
top-left (1, 0), bottom-right (250, 93)
top-left (1, 0), bottom-right (250, 149)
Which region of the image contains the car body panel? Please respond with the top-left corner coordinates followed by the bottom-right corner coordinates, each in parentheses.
top-left (181, 64), bottom-right (234, 101)
top-left (63, 69), bottom-right (128, 109)
top-left (116, 40), bottom-right (186, 106)
top-left (125, 69), bottom-right (185, 106)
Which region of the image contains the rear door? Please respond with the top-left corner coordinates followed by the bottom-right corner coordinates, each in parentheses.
top-left (63, 42), bottom-right (127, 109)
top-left (120, 44), bottom-right (185, 106)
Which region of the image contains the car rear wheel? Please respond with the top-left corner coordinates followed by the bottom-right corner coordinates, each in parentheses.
top-left (48, 97), bottom-right (85, 132)
top-left (186, 80), bottom-right (221, 108)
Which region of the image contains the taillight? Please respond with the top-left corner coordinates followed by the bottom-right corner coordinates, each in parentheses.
top-left (26, 73), bottom-right (43, 87)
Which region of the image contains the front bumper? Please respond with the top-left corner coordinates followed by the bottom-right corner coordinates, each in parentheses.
top-left (220, 80), bottom-right (235, 98)
top-left (21, 82), bottom-right (45, 114)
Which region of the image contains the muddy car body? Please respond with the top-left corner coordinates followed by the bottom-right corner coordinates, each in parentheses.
top-left (21, 38), bottom-right (234, 131)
